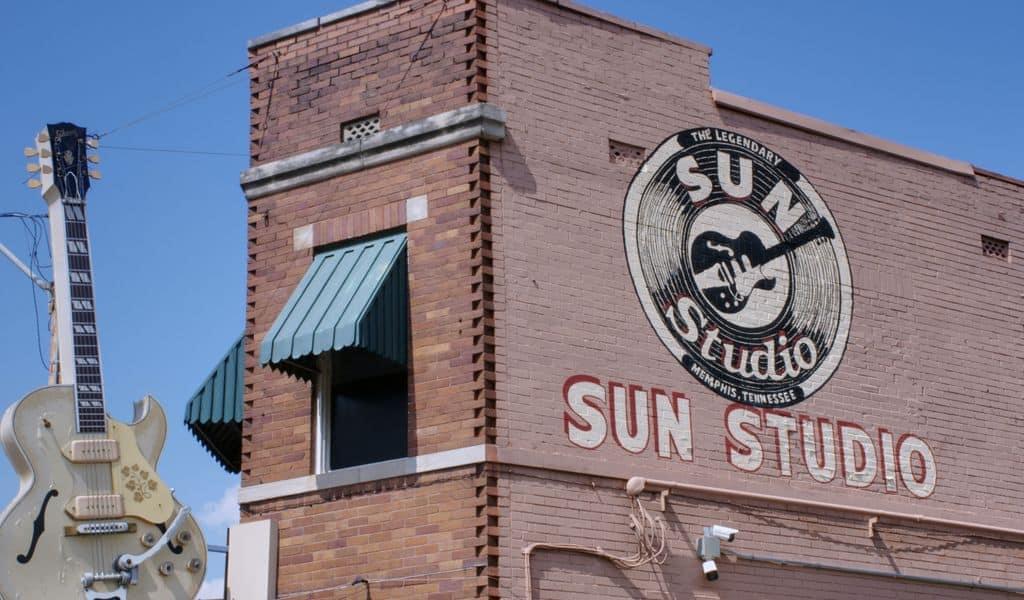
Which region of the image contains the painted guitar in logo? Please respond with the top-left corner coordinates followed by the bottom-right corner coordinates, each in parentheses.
top-left (691, 217), bottom-right (835, 313)
top-left (0, 125), bottom-right (206, 599)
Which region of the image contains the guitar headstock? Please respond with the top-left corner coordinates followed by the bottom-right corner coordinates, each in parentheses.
top-left (25, 123), bottom-right (100, 205)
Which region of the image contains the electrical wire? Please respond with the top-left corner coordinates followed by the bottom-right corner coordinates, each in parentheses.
top-left (380, 0), bottom-right (449, 115)
top-left (274, 563), bottom-right (485, 599)
top-left (96, 57), bottom-right (267, 139)
top-left (101, 145), bottom-right (247, 158)
top-left (522, 495), bottom-right (668, 600)
top-left (6, 212), bottom-right (52, 372)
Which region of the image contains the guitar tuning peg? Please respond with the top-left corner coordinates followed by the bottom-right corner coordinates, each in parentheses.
top-left (27, 179), bottom-right (42, 189)
top-left (87, 155), bottom-right (100, 164)
top-left (40, 148), bottom-right (51, 158)
top-left (37, 132), bottom-right (49, 143)
top-left (26, 163), bottom-right (40, 173)
top-left (23, 147), bottom-right (38, 157)
top-left (88, 170), bottom-right (102, 180)
top-left (86, 138), bottom-right (99, 149)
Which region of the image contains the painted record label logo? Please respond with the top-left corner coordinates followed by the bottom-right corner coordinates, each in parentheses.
top-left (623, 128), bottom-right (852, 407)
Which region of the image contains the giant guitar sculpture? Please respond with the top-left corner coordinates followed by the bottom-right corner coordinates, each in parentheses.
top-left (0, 124), bottom-right (207, 599)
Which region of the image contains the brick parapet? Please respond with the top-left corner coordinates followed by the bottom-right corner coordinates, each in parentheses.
top-left (246, 0), bottom-right (481, 164)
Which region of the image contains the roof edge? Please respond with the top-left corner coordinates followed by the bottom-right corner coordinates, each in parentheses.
top-left (248, 0), bottom-right (711, 54)
top-left (713, 88), bottom-right (976, 178)
top-left (972, 166), bottom-right (1024, 187)
top-left (248, 0), bottom-right (393, 49)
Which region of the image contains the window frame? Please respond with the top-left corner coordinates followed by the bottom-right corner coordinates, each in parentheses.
top-left (314, 355), bottom-right (333, 475)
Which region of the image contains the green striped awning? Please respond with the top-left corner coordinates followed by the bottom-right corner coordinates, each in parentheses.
top-left (259, 231), bottom-right (408, 380)
top-left (185, 334), bottom-right (244, 473)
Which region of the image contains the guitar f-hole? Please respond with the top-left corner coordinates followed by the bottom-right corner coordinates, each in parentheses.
top-left (17, 489), bottom-right (59, 564)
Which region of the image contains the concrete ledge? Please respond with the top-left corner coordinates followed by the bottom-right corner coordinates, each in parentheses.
top-left (239, 443), bottom-right (1024, 536)
top-left (240, 103), bottom-right (506, 200)
top-left (238, 444), bottom-right (488, 504)
top-left (247, 0), bottom-right (710, 54)
top-left (493, 447), bottom-right (1024, 536)
top-left (545, 0), bottom-right (710, 53)
top-left (713, 88), bottom-right (976, 177)
top-left (247, 0), bottom-right (393, 48)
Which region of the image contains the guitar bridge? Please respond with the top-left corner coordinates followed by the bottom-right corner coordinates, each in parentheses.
top-left (64, 439), bottom-right (120, 463)
top-left (65, 521), bottom-right (135, 536)
top-left (68, 495), bottom-right (125, 520)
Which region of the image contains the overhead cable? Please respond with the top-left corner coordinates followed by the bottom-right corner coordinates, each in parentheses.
top-left (97, 56), bottom-right (268, 139)
top-left (102, 145), bottom-right (247, 158)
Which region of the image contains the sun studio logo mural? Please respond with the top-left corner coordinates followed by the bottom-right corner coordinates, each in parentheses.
top-left (624, 127), bottom-right (852, 408)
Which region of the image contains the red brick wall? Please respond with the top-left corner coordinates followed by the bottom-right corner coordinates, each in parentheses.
top-left (248, 0), bottom-right (482, 164)
top-left (501, 468), bottom-right (1022, 599)
top-left (242, 0), bottom-right (496, 596)
top-left (240, 0), bottom-right (1024, 597)
top-left (487, 0), bottom-right (1024, 596)
top-left (243, 467), bottom-right (489, 599)
top-left (243, 143), bottom-right (489, 484)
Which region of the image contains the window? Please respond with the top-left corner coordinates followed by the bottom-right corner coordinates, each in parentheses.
top-left (317, 348), bottom-right (409, 472)
top-left (259, 230), bottom-right (410, 474)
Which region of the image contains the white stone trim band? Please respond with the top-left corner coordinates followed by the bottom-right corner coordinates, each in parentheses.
top-left (240, 103), bottom-right (506, 200)
top-left (237, 444), bottom-right (488, 504)
top-left (713, 89), bottom-right (976, 177)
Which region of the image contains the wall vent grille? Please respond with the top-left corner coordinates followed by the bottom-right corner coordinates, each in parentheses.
top-left (341, 115), bottom-right (381, 143)
top-left (981, 235), bottom-right (1009, 261)
top-left (609, 139), bottom-right (645, 168)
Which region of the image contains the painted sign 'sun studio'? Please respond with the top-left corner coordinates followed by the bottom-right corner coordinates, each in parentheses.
top-left (560, 128), bottom-right (937, 497)
top-left (624, 128), bottom-right (853, 408)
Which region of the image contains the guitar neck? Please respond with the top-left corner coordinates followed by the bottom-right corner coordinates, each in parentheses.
top-left (33, 123), bottom-right (106, 434)
top-left (59, 197), bottom-right (106, 434)
top-left (758, 218), bottom-right (835, 267)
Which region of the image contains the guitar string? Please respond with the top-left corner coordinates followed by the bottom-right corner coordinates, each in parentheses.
top-left (78, 195), bottom-right (103, 580)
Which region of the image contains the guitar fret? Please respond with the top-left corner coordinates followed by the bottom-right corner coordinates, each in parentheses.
top-left (43, 125), bottom-right (105, 434)
top-left (70, 285), bottom-right (94, 299)
top-left (63, 199), bottom-right (106, 434)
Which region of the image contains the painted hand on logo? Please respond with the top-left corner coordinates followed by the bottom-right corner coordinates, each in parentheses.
top-left (691, 230), bottom-right (777, 313)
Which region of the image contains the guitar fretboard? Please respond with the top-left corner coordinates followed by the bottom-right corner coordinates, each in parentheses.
top-left (64, 198), bottom-right (106, 434)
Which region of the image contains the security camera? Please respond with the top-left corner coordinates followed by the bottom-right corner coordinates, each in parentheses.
top-left (710, 525), bottom-right (738, 542)
top-left (701, 559), bottom-right (719, 581)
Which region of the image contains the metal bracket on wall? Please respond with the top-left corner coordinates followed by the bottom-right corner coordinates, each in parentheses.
top-left (867, 515), bottom-right (879, 538)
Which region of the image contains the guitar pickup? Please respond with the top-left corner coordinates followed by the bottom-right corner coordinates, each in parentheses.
top-left (64, 439), bottom-right (119, 463)
top-left (64, 521), bottom-right (135, 536)
top-left (67, 495), bottom-right (125, 520)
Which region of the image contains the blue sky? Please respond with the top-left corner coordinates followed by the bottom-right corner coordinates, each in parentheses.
top-left (0, 1), bottom-right (1021, 597)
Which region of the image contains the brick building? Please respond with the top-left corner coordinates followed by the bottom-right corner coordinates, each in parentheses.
top-left (191, 0), bottom-right (1024, 597)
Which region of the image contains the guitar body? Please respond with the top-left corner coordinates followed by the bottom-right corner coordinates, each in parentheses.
top-left (0, 385), bottom-right (206, 599)
top-left (691, 230), bottom-right (777, 314)
top-left (689, 219), bottom-right (835, 315)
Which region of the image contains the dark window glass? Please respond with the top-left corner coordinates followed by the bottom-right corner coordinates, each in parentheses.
top-left (329, 372), bottom-right (408, 470)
